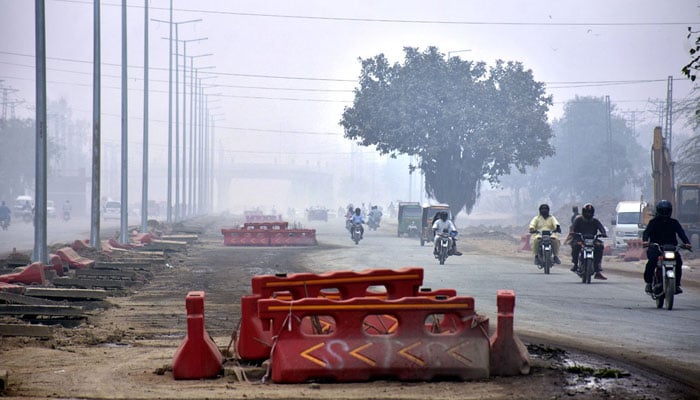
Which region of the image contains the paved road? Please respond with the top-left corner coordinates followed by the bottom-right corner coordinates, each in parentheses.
top-left (303, 218), bottom-right (700, 388)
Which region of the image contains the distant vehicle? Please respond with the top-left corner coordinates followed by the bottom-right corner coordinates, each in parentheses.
top-left (420, 204), bottom-right (451, 246)
top-left (46, 200), bottom-right (56, 218)
top-left (306, 206), bottom-right (328, 222)
top-left (397, 202), bottom-right (421, 237)
top-left (13, 195), bottom-right (33, 214)
top-left (611, 201), bottom-right (645, 248)
top-left (103, 201), bottom-right (121, 220)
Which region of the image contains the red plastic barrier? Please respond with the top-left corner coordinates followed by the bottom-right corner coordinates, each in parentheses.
top-left (172, 291), bottom-right (223, 380)
top-left (71, 239), bottom-right (92, 251)
top-left (221, 229), bottom-right (271, 246)
top-left (258, 296), bottom-right (490, 383)
top-left (252, 268), bottom-right (424, 299)
top-left (56, 247), bottom-right (95, 269)
top-left (489, 290), bottom-right (529, 376)
top-left (623, 239), bottom-right (644, 261)
top-left (238, 268), bottom-right (426, 361)
top-left (243, 222), bottom-right (289, 230)
top-left (132, 232), bottom-right (154, 244)
top-left (245, 213), bottom-right (282, 222)
top-left (108, 238), bottom-right (140, 250)
top-left (519, 234), bottom-right (531, 252)
top-left (269, 229), bottom-right (317, 246)
top-left (47, 253), bottom-right (64, 277)
top-left (0, 262), bottom-right (46, 285)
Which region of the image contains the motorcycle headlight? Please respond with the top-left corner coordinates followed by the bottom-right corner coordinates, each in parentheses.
top-left (584, 239), bottom-right (594, 246)
top-left (664, 251), bottom-right (676, 260)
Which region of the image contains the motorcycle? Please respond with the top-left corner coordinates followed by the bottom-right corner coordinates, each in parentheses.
top-left (647, 243), bottom-right (691, 310)
top-left (406, 221), bottom-right (419, 238)
top-left (574, 233), bottom-right (603, 284)
top-left (21, 210), bottom-right (33, 224)
top-left (535, 230), bottom-right (553, 274)
top-left (0, 217), bottom-right (9, 231)
top-left (351, 222), bottom-right (363, 245)
top-left (434, 229), bottom-right (454, 265)
top-left (367, 215), bottom-right (381, 231)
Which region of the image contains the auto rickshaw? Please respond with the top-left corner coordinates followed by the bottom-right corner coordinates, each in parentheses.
top-left (420, 204), bottom-right (451, 246)
top-left (397, 202), bottom-right (421, 237)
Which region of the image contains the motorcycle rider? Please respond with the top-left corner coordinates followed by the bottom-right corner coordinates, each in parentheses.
top-left (62, 200), bottom-right (72, 220)
top-left (0, 201), bottom-right (11, 226)
top-left (570, 203), bottom-right (608, 279)
top-left (432, 211), bottom-right (462, 256)
top-left (368, 205), bottom-right (383, 227)
top-left (642, 200), bottom-right (692, 294)
top-left (348, 207), bottom-right (365, 239)
top-left (528, 204), bottom-right (562, 265)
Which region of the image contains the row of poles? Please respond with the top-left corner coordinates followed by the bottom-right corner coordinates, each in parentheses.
top-left (33, 0), bottom-right (219, 262)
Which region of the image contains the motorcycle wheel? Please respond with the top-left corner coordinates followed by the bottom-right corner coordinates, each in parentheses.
top-left (420, 238), bottom-right (425, 246)
top-left (665, 276), bottom-right (675, 310)
top-left (543, 249), bottom-right (551, 275)
top-left (439, 249), bottom-right (447, 265)
top-left (583, 259), bottom-right (593, 284)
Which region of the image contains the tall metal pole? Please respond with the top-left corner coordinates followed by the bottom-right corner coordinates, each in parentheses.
top-left (174, 25), bottom-right (180, 222)
top-left (181, 41), bottom-right (187, 220)
top-left (90, 0), bottom-right (101, 247)
top-left (140, 0), bottom-right (149, 232)
top-left (33, 0), bottom-right (48, 263)
top-left (188, 63), bottom-right (195, 216)
top-left (119, 0), bottom-right (128, 244)
top-left (167, 1), bottom-right (173, 223)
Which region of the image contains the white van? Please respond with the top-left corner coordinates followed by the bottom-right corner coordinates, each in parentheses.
top-left (611, 201), bottom-right (646, 248)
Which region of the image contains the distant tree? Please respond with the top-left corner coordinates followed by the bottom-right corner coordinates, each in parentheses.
top-left (0, 119), bottom-right (35, 200)
top-left (339, 47), bottom-right (553, 216)
top-left (675, 132), bottom-right (700, 183)
top-left (682, 27), bottom-right (700, 82)
top-left (521, 96), bottom-right (646, 204)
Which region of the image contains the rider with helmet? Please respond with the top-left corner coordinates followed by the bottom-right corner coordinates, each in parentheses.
top-left (0, 201), bottom-right (11, 224)
top-left (642, 200), bottom-right (692, 294)
top-left (570, 203), bottom-right (608, 280)
top-left (432, 211), bottom-right (462, 256)
top-left (528, 204), bottom-right (562, 265)
top-left (348, 207), bottom-right (365, 239)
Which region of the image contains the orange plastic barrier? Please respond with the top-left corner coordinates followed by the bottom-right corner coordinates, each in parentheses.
top-left (623, 239), bottom-right (644, 261)
top-left (172, 291), bottom-right (223, 380)
top-left (268, 229), bottom-right (317, 246)
top-left (489, 290), bottom-right (530, 376)
top-left (55, 247), bottom-right (95, 269)
top-left (0, 262), bottom-right (46, 285)
top-left (519, 234), bottom-right (531, 252)
top-left (258, 296), bottom-right (490, 383)
top-left (238, 268), bottom-right (425, 361)
top-left (47, 253), bottom-right (64, 277)
top-left (221, 229), bottom-right (270, 246)
top-left (242, 222), bottom-right (289, 230)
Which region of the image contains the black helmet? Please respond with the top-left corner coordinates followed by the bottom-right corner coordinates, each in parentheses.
top-left (355, 207), bottom-right (361, 214)
top-left (439, 211), bottom-right (448, 221)
top-left (581, 203), bottom-right (595, 220)
top-left (656, 200), bottom-right (672, 217)
top-left (539, 203), bottom-right (550, 216)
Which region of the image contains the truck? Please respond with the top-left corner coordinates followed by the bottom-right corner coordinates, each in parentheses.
top-left (611, 200), bottom-right (646, 248)
top-left (647, 126), bottom-right (700, 248)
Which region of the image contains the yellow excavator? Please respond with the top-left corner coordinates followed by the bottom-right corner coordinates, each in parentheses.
top-left (647, 126), bottom-right (700, 246)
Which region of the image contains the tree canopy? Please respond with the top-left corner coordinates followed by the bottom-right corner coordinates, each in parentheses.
top-left (506, 96), bottom-right (647, 206)
top-left (339, 47), bottom-right (553, 215)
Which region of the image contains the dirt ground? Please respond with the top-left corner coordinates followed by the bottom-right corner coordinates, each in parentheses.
top-left (0, 216), bottom-right (698, 400)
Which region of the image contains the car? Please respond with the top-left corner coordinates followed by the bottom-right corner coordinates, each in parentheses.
top-left (103, 201), bottom-right (121, 220)
top-left (13, 195), bottom-right (33, 215)
top-left (46, 200), bottom-right (56, 218)
top-left (306, 206), bottom-right (328, 221)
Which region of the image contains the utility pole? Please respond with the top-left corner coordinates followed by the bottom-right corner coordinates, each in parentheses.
top-left (119, 0), bottom-right (128, 244)
top-left (141, 0), bottom-right (149, 233)
top-left (90, 0), bottom-right (101, 248)
top-left (152, 15), bottom-right (201, 222)
top-left (33, 0), bottom-right (48, 263)
top-left (605, 95), bottom-right (613, 195)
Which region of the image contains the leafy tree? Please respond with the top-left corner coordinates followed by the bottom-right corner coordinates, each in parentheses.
top-left (675, 132), bottom-right (700, 183)
top-left (339, 47), bottom-right (553, 216)
top-left (520, 96), bottom-right (646, 205)
top-left (0, 118), bottom-right (36, 201)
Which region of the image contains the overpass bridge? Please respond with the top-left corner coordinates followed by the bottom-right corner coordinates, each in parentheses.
top-left (215, 162), bottom-right (335, 210)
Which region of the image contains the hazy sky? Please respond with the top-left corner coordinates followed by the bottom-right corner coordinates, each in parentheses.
top-left (0, 0), bottom-right (698, 209)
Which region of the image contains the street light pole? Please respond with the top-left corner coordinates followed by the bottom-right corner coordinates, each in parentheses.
top-left (152, 17), bottom-right (201, 222)
top-left (141, 0), bottom-right (149, 232)
top-left (447, 49), bottom-right (472, 59)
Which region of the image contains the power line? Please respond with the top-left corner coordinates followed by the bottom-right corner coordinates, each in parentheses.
top-left (52, 0), bottom-right (697, 27)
